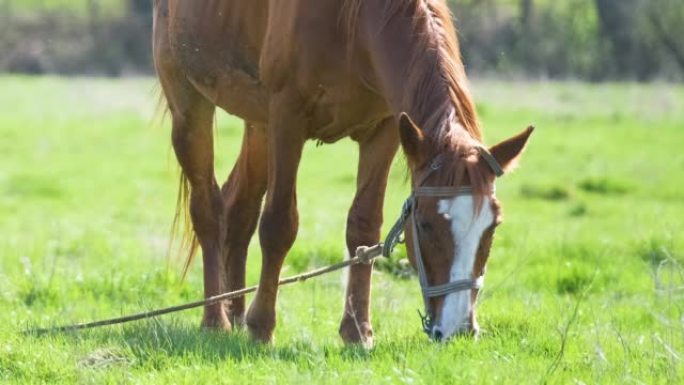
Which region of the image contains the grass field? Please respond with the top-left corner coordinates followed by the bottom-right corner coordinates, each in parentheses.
top-left (2, 0), bottom-right (122, 16)
top-left (0, 76), bottom-right (682, 384)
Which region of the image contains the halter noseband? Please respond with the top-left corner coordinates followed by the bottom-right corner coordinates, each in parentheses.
top-left (382, 146), bottom-right (503, 336)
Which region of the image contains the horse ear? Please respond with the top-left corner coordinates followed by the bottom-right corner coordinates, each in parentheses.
top-left (398, 112), bottom-right (425, 162)
top-left (489, 126), bottom-right (534, 173)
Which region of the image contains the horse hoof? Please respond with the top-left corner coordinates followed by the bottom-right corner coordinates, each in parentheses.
top-left (339, 320), bottom-right (374, 349)
top-left (201, 313), bottom-right (232, 332)
top-left (228, 313), bottom-right (246, 329)
top-left (247, 326), bottom-right (274, 344)
top-left (245, 307), bottom-right (275, 343)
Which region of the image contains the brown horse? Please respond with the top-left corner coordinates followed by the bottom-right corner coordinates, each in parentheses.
top-left (153, 0), bottom-right (532, 346)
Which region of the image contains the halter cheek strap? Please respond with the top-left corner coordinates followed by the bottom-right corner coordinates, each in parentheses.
top-left (477, 146), bottom-right (504, 177)
top-left (382, 146), bottom-right (502, 336)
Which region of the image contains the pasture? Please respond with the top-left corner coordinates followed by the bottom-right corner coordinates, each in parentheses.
top-left (1, 0), bottom-right (122, 16)
top-left (0, 76), bottom-right (682, 384)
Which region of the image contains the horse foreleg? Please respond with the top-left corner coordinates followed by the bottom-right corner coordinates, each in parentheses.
top-left (220, 121), bottom-right (268, 327)
top-left (246, 94), bottom-right (306, 343)
top-left (339, 118), bottom-right (399, 348)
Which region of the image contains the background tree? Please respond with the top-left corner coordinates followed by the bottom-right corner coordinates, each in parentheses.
top-left (645, 0), bottom-right (684, 71)
top-left (1, 0), bottom-right (682, 80)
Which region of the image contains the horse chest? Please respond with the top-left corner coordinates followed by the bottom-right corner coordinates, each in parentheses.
top-left (303, 83), bottom-right (390, 143)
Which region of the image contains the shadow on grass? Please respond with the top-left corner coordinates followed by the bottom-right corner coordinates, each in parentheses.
top-left (31, 319), bottom-right (389, 366)
top-left (90, 321), bottom-right (313, 364)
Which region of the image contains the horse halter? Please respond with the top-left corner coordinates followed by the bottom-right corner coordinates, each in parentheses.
top-left (382, 146), bottom-right (504, 337)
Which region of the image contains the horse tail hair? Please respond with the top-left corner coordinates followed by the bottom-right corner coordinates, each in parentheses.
top-left (156, 86), bottom-right (199, 281)
top-left (171, 171), bottom-right (200, 280)
top-left (153, 86), bottom-right (170, 126)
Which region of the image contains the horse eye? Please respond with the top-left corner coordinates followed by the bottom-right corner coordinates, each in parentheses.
top-left (419, 221), bottom-right (433, 232)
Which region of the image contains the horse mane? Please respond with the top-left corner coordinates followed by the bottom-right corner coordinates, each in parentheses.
top-left (343, 0), bottom-right (490, 207)
top-left (342, 0), bottom-right (482, 142)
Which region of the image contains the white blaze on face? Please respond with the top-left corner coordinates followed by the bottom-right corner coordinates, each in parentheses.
top-left (435, 196), bottom-right (494, 339)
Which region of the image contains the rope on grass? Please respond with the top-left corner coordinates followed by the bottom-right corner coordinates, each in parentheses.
top-left (24, 244), bottom-right (384, 336)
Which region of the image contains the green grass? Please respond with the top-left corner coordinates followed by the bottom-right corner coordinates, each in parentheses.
top-left (1, 0), bottom-right (122, 16)
top-left (0, 76), bottom-right (683, 384)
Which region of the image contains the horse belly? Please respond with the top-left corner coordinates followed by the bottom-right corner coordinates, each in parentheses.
top-left (164, 0), bottom-right (269, 122)
top-left (308, 87), bottom-right (390, 143)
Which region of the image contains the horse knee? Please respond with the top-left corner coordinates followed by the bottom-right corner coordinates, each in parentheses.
top-left (188, 189), bottom-right (222, 240)
top-left (170, 106), bottom-right (214, 166)
top-left (170, 119), bottom-right (190, 153)
top-left (224, 196), bottom-right (260, 246)
top-left (346, 207), bottom-right (382, 247)
top-left (259, 206), bottom-right (298, 259)
top-left (172, 123), bottom-right (200, 165)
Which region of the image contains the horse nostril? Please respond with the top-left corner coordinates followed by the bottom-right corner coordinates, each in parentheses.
top-left (432, 329), bottom-right (443, 342)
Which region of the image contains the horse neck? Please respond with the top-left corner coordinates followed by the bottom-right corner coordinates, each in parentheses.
top-left (357, 0), bottom-right (480, 144)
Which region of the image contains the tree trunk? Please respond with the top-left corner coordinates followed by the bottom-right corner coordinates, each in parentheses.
top-left (594, 0), bottom-right (638, 77)
top-left (647, 0), bottom-right (684, 73)
top-left (520, 0), bottom-right (533, 27)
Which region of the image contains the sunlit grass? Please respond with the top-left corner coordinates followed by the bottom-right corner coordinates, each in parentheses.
top-left (2, 0), bottom-right (123, 16)
top-left (0, 76), bottom-right (682, 384)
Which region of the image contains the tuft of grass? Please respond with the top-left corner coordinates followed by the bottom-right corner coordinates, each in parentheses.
top-left (4, 176), bottom-right (64, 199)
top-left (556, 267), bottom-right (595, 295)
top-left (19, 284), bottom-right (59, 307)
top-left (520, 184), bottom-right (572, 201)
top-left (568, 202), bottom-right (588, 217)
top-left (77, 347), bottom-right (133, 370)
top-left (638, 238), bottom-right (680, 266)
top-left (578, 176), bottom-right (631, 195)
top-left (375, 257), bottom-right (414, 279)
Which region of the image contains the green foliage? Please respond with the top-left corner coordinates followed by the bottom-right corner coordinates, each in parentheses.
top-left (450, 0), bottom-right (683, 80)
top-left (0, 0), bottom-right (150, 75)
top-left (0, 77), bottom-right (683, 383)
top-left (2, 0), bottom-right (684, 79)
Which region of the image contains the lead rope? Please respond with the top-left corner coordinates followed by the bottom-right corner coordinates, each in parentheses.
top-left (26, 195), bottom-right (414, 336)
top-left (24, 244), bottom-right (386, 336)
